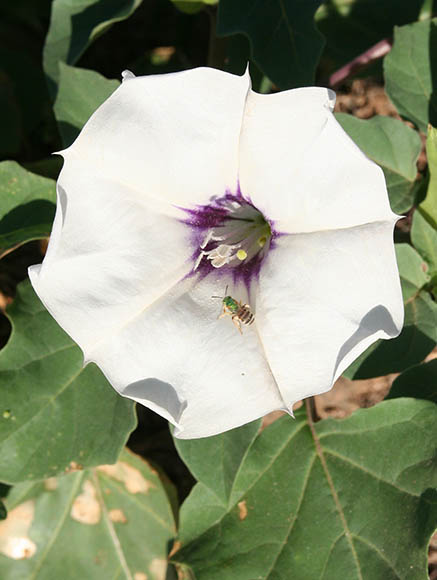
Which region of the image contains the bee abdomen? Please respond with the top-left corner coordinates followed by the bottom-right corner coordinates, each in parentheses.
top-left (237, 306), bottom-right (255, 325)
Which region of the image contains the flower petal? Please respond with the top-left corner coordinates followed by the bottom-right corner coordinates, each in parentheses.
top-left (256, 223), bottom-right (403, 407)
top-left (239, 88), bottom-right (396, 233)
top-left (29, 161), bottom-right (192, 354)
top-left (65, 67), bottom-right (251, 207)
top-left (86, 275), bottom-right (286, 439)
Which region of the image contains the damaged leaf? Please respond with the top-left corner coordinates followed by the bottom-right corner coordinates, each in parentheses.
top-left (0, 449), bottom-right (176, 579)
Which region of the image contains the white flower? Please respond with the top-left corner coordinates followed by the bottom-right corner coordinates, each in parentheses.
top-left (29, 67), bottom-right (403, 439)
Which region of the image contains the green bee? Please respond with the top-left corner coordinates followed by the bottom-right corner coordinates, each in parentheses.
top-left (212, 286), bottom-right (255, 334)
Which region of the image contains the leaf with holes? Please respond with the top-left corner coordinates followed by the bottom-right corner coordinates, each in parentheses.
top-left (0, 448), bottom-right (175, 579)
top-left (54, 63), bottom-right (120, 148)
top-left (336, 114), bottom-right (422, 214)
top-left (384, 19), bottom-right (437, 133)
top-left (43, 0), bottom-right (143, 95)
top-left (217, 0), bottom-right (324, 89)
top-left (344, 244), bottom-right (437, 379)
top-left (0, 162), bottom-right (56, 259)
top-left (0, 280), bottom-right (136, 484)
top-left (172, 399), bottom-right (437, 579)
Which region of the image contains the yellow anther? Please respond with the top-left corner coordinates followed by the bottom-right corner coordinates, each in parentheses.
top-left (236, 249), bottom-right (247, 261)
top-left (258, 236), bottom-right (267, 247)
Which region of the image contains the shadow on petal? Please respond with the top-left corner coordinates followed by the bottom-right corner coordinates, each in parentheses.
top-left (123, 378), bottom-right (187, 425)
top-left (57, 183), bottom-right (68, 226)
top-left (334, 305), bottom-right (400, 378)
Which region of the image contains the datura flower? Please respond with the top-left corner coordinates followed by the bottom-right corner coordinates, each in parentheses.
top-left (29, 67), bottom-right (403, 439)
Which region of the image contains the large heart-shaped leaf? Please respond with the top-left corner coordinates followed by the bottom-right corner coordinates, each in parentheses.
top-left (0, 281), bottom-right (136, 484)
top-left (336, 114), bottom-right (421, 214)
top-left (43, 0), bottom-right (143, 95)
top-left (316, 0), bottom-right (423, 70)
top-left (0, 162), bottom-right (56, 259)
top-left (411, 209), bottom-right (437, 273)
top-left (217, 0), bottom-right (324, 89)
top-left (172, 399), bottom-right (437, 579)
top-left (388, 359), bottom-right (437, 403)
top-left (0, 448), bottom-right (175, 579)
top-left (384, 19), bottom-right (437, 133)
top-left (420, 124), bottom-right (437, 229)
top-left (344, 244), bottom-right (437, 379)
top-left (54, 63), bottom-right (120, 148)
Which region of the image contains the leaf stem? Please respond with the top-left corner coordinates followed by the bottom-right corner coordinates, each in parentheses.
top-left (305, 396), bottom-right (319, 424)
top-left (329, 39), bottom-right (392, 88)
top-left (305, 398), bottom-right (363, 579)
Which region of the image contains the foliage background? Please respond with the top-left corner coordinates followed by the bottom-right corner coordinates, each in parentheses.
top-left (0, 0), bottom-right (437, 578)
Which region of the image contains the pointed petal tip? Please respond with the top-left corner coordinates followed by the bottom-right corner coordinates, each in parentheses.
top-left (284, 405), bottom-right (295, 419)
top-left (241, 63), bottom-right (252, 89)
top-left (327, 88), bottom-right (336, 111)
top-left (52, 148), bottom-right (70, 158)
top-left (28, 263), bottom-right (41, 283)
top-left (121, 69), bottom-right (136, 82)
top-left (168, 419), bottom-right (187, 439)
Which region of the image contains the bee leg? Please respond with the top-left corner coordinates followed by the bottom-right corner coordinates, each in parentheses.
top-left (217, 304), bottom-right (225, 320)
top-left (232, 316), bottom-right (243, 335)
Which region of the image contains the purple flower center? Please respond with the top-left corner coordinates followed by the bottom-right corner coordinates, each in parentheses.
top-left (181, 187), bottom-right (275, 288)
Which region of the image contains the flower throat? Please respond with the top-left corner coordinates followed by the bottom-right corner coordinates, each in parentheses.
top-left (192, 196), bottom-right (271, 271)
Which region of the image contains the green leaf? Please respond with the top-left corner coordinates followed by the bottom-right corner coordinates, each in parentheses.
top-left (315, 0), bottom-right (423, 70)
top-left (396, 243), bottom-right (429, 301)
top-left (346, 290), bottom-right (437, 379)
top-left (0, 448), bottom-right (175, 578)
top-left (344, 244), bottom-right (436, 379)
top-left (0, 501), bottom-right (6, 521)
top-left (387, 359), bottom-right (437, 403)
top-left (0, 1), bottom-right (53, 153)
top-left (54, 63), bottom-right (119, 148)
top-left (171, 0), bottom-right (217, 14)
top-left (384, 19), bottom-right (437, 133)
top-left (174, 420), bottom-right (260, 505)
top-left (217, 0), bottom-right (324, 89)
top-left (420, 125), bottom-right (437, 228)
top-left (173, 400), bottom-right (437, 579)
top-left (411, 209), bottom-right (437, 273)
top-left (0, 74), bottom-right (21, 156)
top-left (173, 420), bottom-right (260, 543)
top-left (336, 114), bottom-right (421, 214)
top-left (0, 162), bottom-right (56, 258)
top-left (0, 281), bottom-right (136, 484)
top-left (43, 0), bottom-right (143, 95)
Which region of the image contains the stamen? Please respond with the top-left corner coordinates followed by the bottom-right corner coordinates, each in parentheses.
top-left (200, 230), bottom-right (213, 249)
top-left (190, 195), bottom-right (272, 274)
top-left (194, 251), bottom-right (206, 271)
